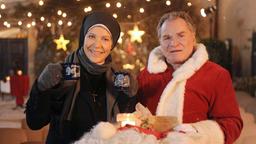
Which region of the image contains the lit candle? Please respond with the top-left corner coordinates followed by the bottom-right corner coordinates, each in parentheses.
top-left (117, 113), bottom-right (137, 127)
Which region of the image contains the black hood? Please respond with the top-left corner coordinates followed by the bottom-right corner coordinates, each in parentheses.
top-left (78, 11), bottom-right (121, 49)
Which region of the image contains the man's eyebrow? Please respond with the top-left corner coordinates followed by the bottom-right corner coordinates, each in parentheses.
top-left (177, 31), bottom-right (186, 35)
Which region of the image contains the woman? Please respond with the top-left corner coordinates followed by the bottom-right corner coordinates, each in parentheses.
top-left (26, 12), bottom-right (136, 144)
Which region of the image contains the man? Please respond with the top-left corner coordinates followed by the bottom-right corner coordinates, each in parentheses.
top-left (137, 11), bottom-right (243, 144)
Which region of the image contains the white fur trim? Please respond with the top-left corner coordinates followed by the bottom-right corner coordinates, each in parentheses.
top-left (74, 122), bottom-right (117, 144)
top-left (164, 131), bottom-right (197, 144)
top-left (192, 120), bottom-right (225, 144)
top-left (155, 44), bottom-right (209, 124)
top-left (92, 122), bottom-right (117, 139)
top-left (147, 46), bottom-right (167, 73)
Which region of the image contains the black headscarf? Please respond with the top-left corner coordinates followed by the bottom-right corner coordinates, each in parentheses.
top-left (76, 11), bottom-right (120, 74)
top-left (78, 11), bottom-right (121, 49)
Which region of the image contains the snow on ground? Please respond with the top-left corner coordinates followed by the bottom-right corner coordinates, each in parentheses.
top-left (0, 95), bottom-right (25, 128)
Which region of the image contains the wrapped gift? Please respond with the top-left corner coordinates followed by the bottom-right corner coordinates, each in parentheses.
top-left (116, 113), bottom-right (178, 139)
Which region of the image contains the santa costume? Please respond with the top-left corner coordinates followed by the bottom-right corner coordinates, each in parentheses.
top-left (75, 43), bottom-right (243, 144)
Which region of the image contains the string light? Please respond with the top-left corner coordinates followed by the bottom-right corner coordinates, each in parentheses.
top-left (187, 2), bottom-right (192, 7)
top-left (58, 20), bottom-right (63, 25)
top-left (166, 0), bottom-right (171, 6)
top-left (67, 21), bottom-right (72, 26)
top-left (39, 0), bottom-right (44, 6)
top-left (62, 13), bottom-right (67, 18)
top-left (0, 0), bottom-right (197, 35)
top-left (18, 21), bottom-right (22, 26)
top-left (139, 8), bottom-right (144, 13)
top-left (27, 12), bottom-right (32, 17)
top-left (127, 15), bottom-right (132, 19)
top-left (57, 10), bottom-right (62, 15)
top-left (31, 21), bottom-right (36, 26)
top-left (200, 6), bottom-right (217, 17)
top-left (116, 2), bottom-right (122, 8)
top-left (27, 23), bottom-right (31, 28)
top-left (47, 22), bottom-right (51, 27)
top-left (84, 6), bottom-right (92, 13)
top-left (3, 21), bottom-right (8, 26)
top-left (113, 13), bottom-right (118, 18)
top-left (7, 23), bottom-right (11, 28)
top-left (1, 4), bottom-right (6, 10)
top-left (40, 16), bottom-right (45, 21)
top-left (106, 3), bottom-right (111, 8)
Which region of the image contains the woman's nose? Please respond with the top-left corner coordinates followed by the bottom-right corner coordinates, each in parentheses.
top-left (94, 39), bottom-right (102, 48)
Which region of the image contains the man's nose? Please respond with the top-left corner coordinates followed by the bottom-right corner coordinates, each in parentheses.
top-left (170, 37), bottom-right (178, 46)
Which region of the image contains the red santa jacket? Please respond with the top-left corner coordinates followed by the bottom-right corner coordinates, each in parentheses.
top-left (137, 44), bottom-right (243, 144)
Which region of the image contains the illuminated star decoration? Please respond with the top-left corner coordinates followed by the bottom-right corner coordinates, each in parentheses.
top-left (54, 34), bottom-right (70, 51)
top-left (128, 25), bottom-right (145, 43)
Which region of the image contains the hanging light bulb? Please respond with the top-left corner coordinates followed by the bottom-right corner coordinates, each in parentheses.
top-left (139, 8), bottom-right (144, 13)
top-left (187, 2), bottom-right (192, 7)
top-left (127, 15), bottom-right (132, 19)
top-left (27, 12), bottom-right (32, 17)
top-left (1, 4), bottom-right (6, 10)
top-left (62, 13), bottom-right (67, 18)
top-left (27, 23), bottom-right (31, 28)
top-left (47, 23), bottom-right (51, 27)
top-left (106, 3), bottom-right (111, 8)
top-left (113, 13), bottom-right (118, 18)
top-left (57, 10), bottom-right (62, 15)
top-left (166, 0), bottom-right (171, 6)
top-left (18, 21), bottom-right (22, 26)
top-left (3, 21), bottom-right (8, 26)
top-left (116, 2), bottom-right (122, 8)
top-left (39, 0), bottom-right (44, 6)
top-left (58, 20), bottom-right (63, 25)
top-left (84, 6), bottom-right (92, 13)
top-left (40, 16), bottom-right (45, 21)
top-left (67, 21), bottom-right (72, 26)
top-left (31, 21), bottom-right (36, 26)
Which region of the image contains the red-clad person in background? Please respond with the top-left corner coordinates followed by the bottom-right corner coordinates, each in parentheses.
top-left (10, 70), bottom-right (29, 109)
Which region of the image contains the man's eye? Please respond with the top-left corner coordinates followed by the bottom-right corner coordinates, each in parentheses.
top-left (163, 36), bottom-right (171, 40)
top-left (88, 35), bottom-right (95, 39)
top-left (179, 34), bottom-right (185, 38)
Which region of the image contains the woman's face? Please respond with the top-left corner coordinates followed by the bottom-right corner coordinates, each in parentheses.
top-left (83, 26), bottom-right (112, 65)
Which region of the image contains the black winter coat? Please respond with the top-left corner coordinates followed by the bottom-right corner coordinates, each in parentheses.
top-left (26, 53), bottom-right (136, 144)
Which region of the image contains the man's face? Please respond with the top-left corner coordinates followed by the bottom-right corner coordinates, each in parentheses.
top-left (83, 26), bottom-right (112, 65)
top-left (159, 18), bottom-right (196, 67)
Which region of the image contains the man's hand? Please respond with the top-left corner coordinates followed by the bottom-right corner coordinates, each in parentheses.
top-left (173, 123), bottom-right (198, 133)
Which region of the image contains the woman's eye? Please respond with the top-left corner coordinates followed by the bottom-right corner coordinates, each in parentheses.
top-left (103, 38), bottom-right (110, 41)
